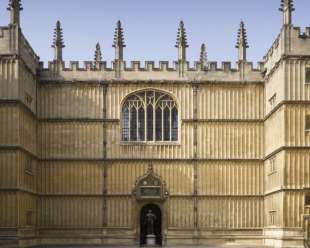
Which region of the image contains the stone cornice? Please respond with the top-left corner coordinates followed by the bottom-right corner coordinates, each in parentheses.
top-left (0, 145), bottom-right (37, 158)
top-left (264, 146), bottom-right (310, 160)
top-left (264, 100), bottom-right (310, 121)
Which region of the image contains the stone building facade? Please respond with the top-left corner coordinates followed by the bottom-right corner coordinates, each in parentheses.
top-left (0, 0), bottom-right (310, 247)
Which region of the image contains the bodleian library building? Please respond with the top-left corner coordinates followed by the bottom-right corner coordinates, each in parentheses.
top-left (0, 0), bottom-right (310, 248)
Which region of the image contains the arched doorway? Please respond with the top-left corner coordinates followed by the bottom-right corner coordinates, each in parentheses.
top-left (140, 203), bottom-right (162, 246)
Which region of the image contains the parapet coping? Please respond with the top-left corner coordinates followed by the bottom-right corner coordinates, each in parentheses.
top-left (38, 60), bottom-right (264, 73)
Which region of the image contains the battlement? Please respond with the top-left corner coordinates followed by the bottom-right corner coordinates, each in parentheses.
top-left (39, 60), bottom-right (263, 73)
top-left (0, 25), bottom-right (39, 73)
top-left (263, 25), bottom-right (310, 76)
top-left (293, 26), bottom-right (310, 39)
top-left (38, 60), bottom-right (264, 83)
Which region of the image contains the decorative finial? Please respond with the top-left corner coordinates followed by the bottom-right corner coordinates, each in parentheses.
top-left (279, 0), bottom-right (294, 25)
top-left (175, 20), bottom-right (188, 61)
top-left (113, 20), bottom-right (126, 61)
top-left (7, 0), bottom-right (23, 26)
top-left (148, 162), bottom-right (154, 173)
top-left (94, 42), bottom-right (102, 64)
top-left (235, 21), bottom-right (249, 62)
top-left (200, 43), bottom-right (208, 70)
top-left (52, 20), bottom-right (65, 62)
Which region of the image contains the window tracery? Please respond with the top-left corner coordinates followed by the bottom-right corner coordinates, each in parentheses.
top-left (122, 90), bottom-right (178, 142)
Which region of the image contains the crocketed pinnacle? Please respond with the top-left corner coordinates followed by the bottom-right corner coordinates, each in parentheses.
top-left (200, 43), bottom-right (207, 69)
top-left (113, 20), bottom-right (126, 48)
top-left (279, 0), bottom-right (295, 12)
top-left (7, 0), bottom-right (23, 26)
top-left (52, 21), bottom-right (65, 49)
top-left (94, 42), bottom-right (102, 63)
top-left (7, 0), bottom-right (23, 11)
top-left (52, 20), bottom-right (65, 61)
top-left (279, 0), bottom-right (294, 25)
top-left (235, 21), bottom-right (249, 49)
top-left (175, 20), bottom-right (188, 48)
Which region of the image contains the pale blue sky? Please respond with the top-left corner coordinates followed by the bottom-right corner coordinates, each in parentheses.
top-left (0, 0), bottom-right (309, 64)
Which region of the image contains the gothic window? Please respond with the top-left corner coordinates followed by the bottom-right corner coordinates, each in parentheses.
top-left (121, 90), bottom-right (178, 142)
top-left (305, 195), bottom-right (310, 206)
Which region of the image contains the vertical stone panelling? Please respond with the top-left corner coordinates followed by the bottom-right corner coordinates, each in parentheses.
top-left (0, 104), bottom-right (19, 145)
top-left (265, 64), bottom-right (285, 115)
top-left (18, 192), bottom-right (36, 227)
top-left (285, 104), bottom-right (310, 147)
top-left (0, 192), bottom-right (17, 227)
top-left (264, 151), bottom-right (284, 193)
top-left (107, 161), bottom-right (147, 194)
top-left (19, 107), bottom-right (36, 154)
top-left (106, 161), bottom-right (194, 196)
top-left (39, 197), bottom-right (103, 228)
top-left (197, 161), bottom-right (263, 195)
top-left (197, 84), bottom-right (264, 120)
top-left (0, 59), bottom-right (18, 100)
top-left (265, 106), bottom-right (285, 156)
top-left (264, 192), bottom-right (284, 227)
top-left (106, 122), bottom-right (193, 159)
top-left (168, 198), bottom-right (194, 228)
top-left (0, 150), bottom-right (18, 188)
top-left (198, 197), bottom-right (263, 228)
top-left (38, 122), bottom-right (103, 159)
top-left (285, 150), bottom-right (310, 189)
top-left (284, 191), bottom-right (305, 228)
top-left (106, 197), bottom-right (132, 228)
top-left (0, 105), bottom-right (36, 153)
top-left (197, 122), bottom-right (263, 159)
top-left (286, 60), bottom-right (310, 101)
top-left (19, 152), bottom-right (37, 192)
top-left (106, 84), bottom-right (193, 120)
top-left (38, 84), bottom-right (104, 119)
top-left (154, 162), bottom-right (193, 195)
top-left (38, 161), bottom-right (103, 194)
top-left (19, 62), bottom-right (36, 113)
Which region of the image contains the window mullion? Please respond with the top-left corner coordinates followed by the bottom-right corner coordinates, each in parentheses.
top-left (153, 92), bottom-right (156, 141)
top-left (169, 106), bottom-right (172, 141)
top-left (136, 107), bottom-right (139, 141)
top-left (144, 93), bottom-right (147, 142)
top-left (161, 107), bottom-right (164, 141)
top-left (128, 105), bottom-right (131, 141)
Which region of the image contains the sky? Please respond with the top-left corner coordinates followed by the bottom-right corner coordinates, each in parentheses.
top-left (0, 0), bottom-right (309, 65)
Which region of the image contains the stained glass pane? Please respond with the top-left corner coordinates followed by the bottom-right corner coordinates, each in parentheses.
top-left (122, 90), bottom-right (178, 142)
top-left (171, 107), bottom-right (178, 141)
top-left (138, 107), bottom-right (145, 141)
top-left (306, 68), bottom-right (310, 83)
top-left (122, 107), bottom-right (129, 141)
top-left (156, 107), bottom-right (162, 141)
top-left (163, 107), bottom-right (170, 141)
top-left (147, 105), bottom-right (153, 141)
top-left (130, 108), bottom-right (137, 141)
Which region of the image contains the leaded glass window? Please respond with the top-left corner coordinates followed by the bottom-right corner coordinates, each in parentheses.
top-left (121, 90), bottom-right (178, 142)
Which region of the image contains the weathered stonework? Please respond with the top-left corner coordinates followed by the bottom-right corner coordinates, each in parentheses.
top-left (0, 1), bottom-right (310, 248)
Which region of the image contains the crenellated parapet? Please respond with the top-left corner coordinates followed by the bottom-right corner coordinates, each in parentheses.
top-left (263, 26), bottom-right (310, 77)
top-left (38, 59), bottom-right (264, 82)
top-left (0, 25), bottom-right (39, 74)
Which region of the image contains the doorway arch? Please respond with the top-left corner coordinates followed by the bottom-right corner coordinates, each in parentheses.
top-left (140, 203), bottom-right (162, 246)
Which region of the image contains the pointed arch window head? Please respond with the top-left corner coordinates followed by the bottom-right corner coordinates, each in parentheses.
top-left (122, 90), bottom-right (178, 142)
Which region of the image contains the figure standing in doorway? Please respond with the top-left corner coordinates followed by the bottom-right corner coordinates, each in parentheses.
top-left (145, 209), bottom-right (157, 235)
